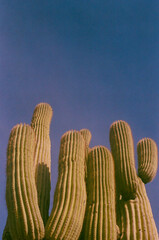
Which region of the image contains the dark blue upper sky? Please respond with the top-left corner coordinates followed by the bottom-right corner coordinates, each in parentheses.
top-left (1, 0), bottom-right (159, 237)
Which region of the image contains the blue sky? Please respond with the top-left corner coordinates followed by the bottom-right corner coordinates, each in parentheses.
top-left (1, 0), bottom-right (159, 237)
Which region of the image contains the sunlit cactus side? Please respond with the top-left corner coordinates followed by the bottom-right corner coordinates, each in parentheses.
top-left (117, 177), bottom-right (158, 239)
top-left (31, 102), bottom-right (53, 225)
top-left (81, 146), bottom-right (117, 240)
top-left (45, 130), bottom-right (87, 240)
top-left (109, 120), bottom-right (139, 200)
top-left (6, 124), bottom-right (45, 240)
top-left (137, 138), bottom-right (158, 184)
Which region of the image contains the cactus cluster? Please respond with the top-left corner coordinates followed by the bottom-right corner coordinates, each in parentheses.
top-left (3, 103), bottom-right (158, 240)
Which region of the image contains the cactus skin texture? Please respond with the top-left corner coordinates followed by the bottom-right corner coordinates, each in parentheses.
top-left (81, 146), bottom-right (117, 240)
top-left (31, 102), bottom-right (53, 225)
top-left (117, 177), bottom-right (158, 240)
top-left (6, 124), bottom-right (45, 240)
top-left (109, 120), bottom-right (139, 200)
top-left (137, 138), bottom-right (158, 184)
top-left (45, 130), bottom-right (87, 240)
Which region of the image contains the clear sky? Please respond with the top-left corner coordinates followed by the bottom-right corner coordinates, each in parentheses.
top-left (1, 0), bottom-right (159, 237)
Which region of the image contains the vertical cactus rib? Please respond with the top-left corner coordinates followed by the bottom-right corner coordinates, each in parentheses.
top-left (109, 120), bottom-right (138, 200)
top-left (81, 146), bottom-right (117, 240)
top-left (45, 130), bottom-right (87, 240)
top-left (31, 102), bottom-right (53, 225)
top-left (117, 177), bottom-right (158, 240)
top-left (137, 138), bottom-right (158, 183)
top-left (6, 124), bottom-right (45, 240)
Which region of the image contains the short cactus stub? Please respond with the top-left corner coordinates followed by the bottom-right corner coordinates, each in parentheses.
top-left (45, 130), bottom-right (87, 240)
top-left (109, 120), bottom-right (138, 200)
top-left (137, 138), bottom-right (158, 184)
top-left (6, 124), bottom-right (45, 240)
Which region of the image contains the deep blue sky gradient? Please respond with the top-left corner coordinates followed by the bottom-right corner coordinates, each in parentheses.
top-left (1, 1), bottom-right (159, 237)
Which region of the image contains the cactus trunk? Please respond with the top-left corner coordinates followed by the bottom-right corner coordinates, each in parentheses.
top-left (45, 130), bottom-right (87, 240)
top-left (6, 124), bottom-right (45, 240)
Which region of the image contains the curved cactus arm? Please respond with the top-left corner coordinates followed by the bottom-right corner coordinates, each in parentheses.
top-left (117, 177), bottom-right (158, 240)
top-left (6, 124), bottom-right (45, 240)
top-left (109, 120), bottom-right (138, 200)
top-left (31, 102), bottom-right (53, 225)
top-left (137, 138), bottom-right (158, 183)
top-left (81, 146), bottom-right (117, 240)
top-left (45, 130), bottom-right (86, 240)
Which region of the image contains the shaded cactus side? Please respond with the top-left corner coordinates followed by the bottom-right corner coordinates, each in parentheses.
top-left (81, 146), bottom-right (117, 240)
top-left (31, 103), bottom-right (53, 225)
top-left (45, 130), bottom-right (88, 240)
top-left (137, 138), bottom-right (158, 184)
top-left (5, 124), bottom-right (45, 240)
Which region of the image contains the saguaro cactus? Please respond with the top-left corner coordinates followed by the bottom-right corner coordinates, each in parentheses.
top-left (5, 124), bottom-right (45, 240)
top-left (109, 120), bottom-right (139, 200)
top-left (45, 130), bottom-right (87, 240)
top-left (110, 120), bottom-right (158, 240)
top-left (3, 103), bottom-right (158, 240)
top-left (117, 177), bottom-right (158, 239)
top-left (81, 146), bottom-right (117, 240)
top-left (31, 103), bottom-right (53, 225)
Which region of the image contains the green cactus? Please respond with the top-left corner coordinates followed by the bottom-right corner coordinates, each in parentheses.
top-left (31, 102), bottom-right (53, 225)
top-left (117, 177), bottom-right (158, 239)
top-left (45, 130), bottom-right (88, 240)
top-left (5, 124), bottom-right (45, 240)
top-left (3, 104), bottom-right (158, 240)
top-left (137, 138), bottom-right (158, 184)
top-left (81, 146), bottom-right (117, 240)
top-left (109, 120), bottom-right (139, 200)
top-left (110, 120), bottom-right (158, 240)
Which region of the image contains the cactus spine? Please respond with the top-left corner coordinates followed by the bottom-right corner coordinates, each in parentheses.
top-left (137, 138), bottom-right (158, 184)
top-left (6, 124), bottom-right (45, 240)
top-left (109, 120), bottom-right (139, 200)
top-left (81, 146), bottom-right (117, 240)
top-left (45, 130), bottom-right (87, 240)
top-left (31, 103), bottom-right (53, 225)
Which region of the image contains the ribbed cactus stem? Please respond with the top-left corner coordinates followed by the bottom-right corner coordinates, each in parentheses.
top-left (117, 177), bottom-right (158, 239)
top-left (81, 146), bottom-right (117, 240)
top-left (137, 138), bottom-right (158, 183)
top-left (31, 102), bottom-right (53, 225)
top-left (45, 130), bottom-right (87, 240)
top-left (109, 120), bottom-right (138, 200)
top-left (6, 124), bottom-right (45, 240)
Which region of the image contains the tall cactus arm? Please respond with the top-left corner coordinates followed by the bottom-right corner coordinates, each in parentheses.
top-left (31, 102), bottom-right (53, 225)
top-left (81, 146), bottom-right (117, 240)
top-left (109, 120), bottom-right (138, 200)
top-left (6, 124), bottom-right (45, 240)
top-left (137, 138), bottom-right (158, 183)
top-left (45, 130), bottom-right (87, 240)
